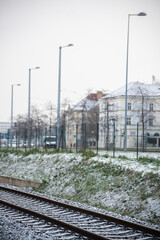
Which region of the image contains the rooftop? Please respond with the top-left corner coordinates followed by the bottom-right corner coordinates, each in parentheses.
top-left (70, 91), bottom-right (103, 111)
top-left (103, 82), bottom-right (160, 99)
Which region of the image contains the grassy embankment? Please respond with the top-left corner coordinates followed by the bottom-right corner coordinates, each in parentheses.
top-left (0, 149), bottom-right (159, 226)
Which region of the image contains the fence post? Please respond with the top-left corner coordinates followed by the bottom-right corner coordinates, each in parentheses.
top-left (76, 124), bottom-right (78, 152)
top-left (17, 129), bottom-right (19, 148)
top-left (113, 122), bottom-right (115, 157)
top-left (55, 126), bottom-right (57, 149)
top-left (61, 125), bottom-right (64, 150)
top-left (63, 124), bottom-right (66, 149)
top-left (0, 133), bottom-right (1, 149)
top-left (7, 129), bottom-right (10, 148)
top-left (137, 123), bottom-right (139, 160)
top-left (84, 123), bottom-right (86, 151)
top-left (16, 130), bottom-right (17, 150)
top-left (35, 128), bottom-right (37, 149)
top-left (97, 123), bottom-right (99, 154)
top-left (44, 128), bottom-right (47, 151)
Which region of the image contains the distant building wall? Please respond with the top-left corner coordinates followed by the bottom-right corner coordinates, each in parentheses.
top-left (98, 82), bottom-right (160, 150)
top-left (0, 122), bottom-right (11, 139)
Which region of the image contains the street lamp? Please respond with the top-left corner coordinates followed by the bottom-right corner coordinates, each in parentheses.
top-left (57, 44), bottom-right (74, 148)
top-left (27, 66), bottom-right (40, 148)
top-left (124, 12), bottom-right (146, 152)
top-left (11, 84), bottom-right (21, 148)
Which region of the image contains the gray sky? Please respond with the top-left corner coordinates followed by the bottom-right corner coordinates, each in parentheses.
top-left (1, 0), bottom-right (160, 121)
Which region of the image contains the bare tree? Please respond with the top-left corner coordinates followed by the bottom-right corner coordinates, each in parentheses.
top-left (86, 104), bottom-right (99, 148)
top-left (45, 101), bottom-right (57, 136)
top-left (134, 85), bottom-right (156, 151)
top-left (99, 100), bottom-right (118, 150)
top-left (14, 105), bottom-right (48, 147)
top-left (31, 105), bottom-right (48, 146)
top-left (14, 114), bottom-right (28, 145)
top-left (65, 90), bottom-right (103, 150)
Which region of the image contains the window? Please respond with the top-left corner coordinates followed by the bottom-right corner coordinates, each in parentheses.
top-left (128, 103), bottom-right (131, 110)
top-left (127, 118), bottom-right (131, 125)
top-left (154, 133), bottom-right (159, 136)
top-left (150, 103), bottom-right (153, 111)
top-left (111, 118), bottom-right (116, 125)
top-left (110, 103), bottom-right (114, 111)
top-left (130, 131), bottom-right (136, 135)
top-left (149, 118), bottom-right (153, 126)
top-left (100, 129), bottom-right (103, 141)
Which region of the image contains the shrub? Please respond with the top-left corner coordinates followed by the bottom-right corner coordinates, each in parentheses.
top-left (118, 155), bottom-right (128, 160)
top-left (102, 154), bottom-right (109, 158)
top-left (138, 156), bottom-right (160, 166)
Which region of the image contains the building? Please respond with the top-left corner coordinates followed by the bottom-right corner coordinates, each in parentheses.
top-left (0, 122), bottom-right (11, 138)
top-left (0, 122), bottom-right (11, 146)
top-left (65, 91), bottom-right (103, 149)
top-left (98, 82), bottom-right (160, 150)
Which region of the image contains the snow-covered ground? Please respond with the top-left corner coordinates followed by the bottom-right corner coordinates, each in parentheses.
top-left (0, 150), bottom-right (160, 227)
top-left (93, 152), bottom-right (160, 175)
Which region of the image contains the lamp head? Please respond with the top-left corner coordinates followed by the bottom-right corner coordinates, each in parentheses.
top-left (67, 43), bottom-right (74, 47)
top-left (29, 67), bottom-right (40, 71)
top-left (138, 12), bottom-right (147, 16)
top-left (60, 43), bottom-right (74, 49)
top-left (12, 83), bottom-right (21, 87)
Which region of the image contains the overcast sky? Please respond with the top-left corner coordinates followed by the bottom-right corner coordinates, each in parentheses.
top-left (1, 0), bottom-right (160, 122)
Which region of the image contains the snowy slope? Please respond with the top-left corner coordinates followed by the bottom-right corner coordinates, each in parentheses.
top-left (0, 150), bottom-right (160, 227)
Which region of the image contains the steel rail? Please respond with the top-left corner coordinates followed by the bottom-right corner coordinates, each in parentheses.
top-left (0, 185), bottom-right (160, 237)
top-left (0, 199), bottom-right (110, 240)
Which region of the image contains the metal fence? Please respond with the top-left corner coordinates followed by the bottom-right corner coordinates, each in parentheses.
top-left (0, 123), bottom-right (160, 154)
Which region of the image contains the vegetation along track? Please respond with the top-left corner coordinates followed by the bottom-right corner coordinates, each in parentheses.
top-left (0, 186), bottom-right (160, 240)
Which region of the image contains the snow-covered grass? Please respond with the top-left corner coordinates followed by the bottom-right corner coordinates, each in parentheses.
top-left (0, 149), bottom-right (160, 227)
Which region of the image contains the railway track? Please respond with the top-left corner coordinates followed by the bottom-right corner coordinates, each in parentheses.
top-left (0, 185), bottom-right (160, 240)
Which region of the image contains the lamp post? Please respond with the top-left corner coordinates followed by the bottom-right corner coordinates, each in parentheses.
top-left (10, 84), bottom-right (21, 148)
top-left (124, 12), bottom-right (146, 152)
top-left (57, 44), bottom-right (73, 149)
top-left (27, 67), bottom-right (40, 148)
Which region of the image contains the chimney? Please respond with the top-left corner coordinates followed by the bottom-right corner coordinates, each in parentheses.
top-left (97, 91), bottom-right (103, 99)
top-left (152, 75), bottom-right (156, 84)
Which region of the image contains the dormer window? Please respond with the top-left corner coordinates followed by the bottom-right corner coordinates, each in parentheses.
top-left (127, 118), bottom-right (131, 125)
top-left (149, 118), bottom-right (153, 126)
top-left (128, 103), bottom-right (131, 110)
top-left (150, 103), bottom-right (153, 111)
